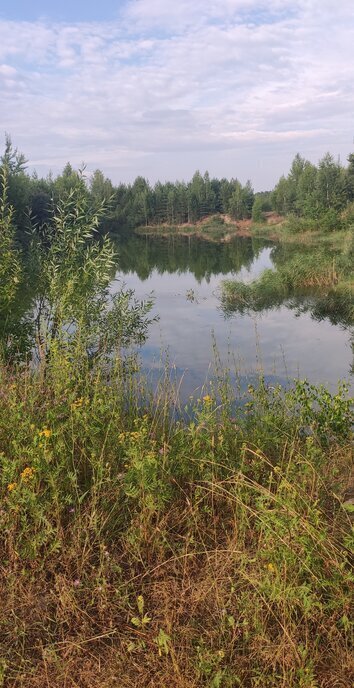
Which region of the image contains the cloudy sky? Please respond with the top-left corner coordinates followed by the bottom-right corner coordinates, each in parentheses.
top-left (0, 0), bottom-right (353, 189)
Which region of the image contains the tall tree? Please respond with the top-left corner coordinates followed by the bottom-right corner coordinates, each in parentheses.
top-left (90, 169), bottom-right (113, 204)
top-left (315, 153), bottom-right (346, 213)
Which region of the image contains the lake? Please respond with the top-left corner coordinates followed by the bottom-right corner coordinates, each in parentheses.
top-left (113, 234), bottom-right (353, 401)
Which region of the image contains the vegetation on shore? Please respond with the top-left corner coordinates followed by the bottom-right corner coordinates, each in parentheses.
top-left (135, 214), bottom-right (236, 242)
top-left (1, 346), bottom-right (353, 687)
top-left (0, 141), bottom-right (353, 687)
top-left (221, 246), bottom-right (354, 324)
top-left (2, 134), bottom-right (354, 242)
top-left (135, 211), bottom-right (354, 248)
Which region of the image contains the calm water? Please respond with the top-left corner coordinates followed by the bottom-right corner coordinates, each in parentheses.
top-left (113, 235), bottom-right (354, 400)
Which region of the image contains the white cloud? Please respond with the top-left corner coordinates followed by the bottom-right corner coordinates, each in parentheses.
top-left (0, 63), bottom-right (17, 77)
top-left (0, 1), bottom-right (353, 188)
top-left (123, 0), bottom-right (296, 31)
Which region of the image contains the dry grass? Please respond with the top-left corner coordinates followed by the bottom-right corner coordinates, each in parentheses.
top-left (0, 361), bottom-right (353, 687)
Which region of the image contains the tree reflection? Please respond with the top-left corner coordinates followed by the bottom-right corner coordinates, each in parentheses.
top-left (116, 235), bottom-right (270, 283)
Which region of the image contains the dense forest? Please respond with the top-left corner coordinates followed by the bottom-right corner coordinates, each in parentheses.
top-left (2, 135), bottom-right (354, 241)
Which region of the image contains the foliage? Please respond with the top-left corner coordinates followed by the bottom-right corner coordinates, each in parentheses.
top-left (3, 134), bottom-right (354, 243)
top-left (0, 159), bottom-right (155, 362)
top-left (0, 136), bottom-right (258, 238)
top-left (0, 166), bottom-right (22, 311)
top-left (221, 248), bottom-right (354, 326)
top-left (27, 180), bottom-right (155, 360)
top-left (0, 133), bottom-right (27, 174)
top-left (272, 152), bottom-right (353, 231)
top-left (0, 356), bottom-right (352, 686)
top-left (251, 194), bottom-right (267, 222)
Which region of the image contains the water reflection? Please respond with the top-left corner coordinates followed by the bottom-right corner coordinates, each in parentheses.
top-left (116, 234), bottom-right (273, 282)
top-left (1, 234), bottom-right (353, 399)
top-left (113, 235), bottom-right (353, 399)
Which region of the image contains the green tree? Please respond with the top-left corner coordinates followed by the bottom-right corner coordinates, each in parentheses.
top-left (295, 161), bottom-right (317, 217)
top-left (346, 153), bottom-right (354, 202)
top-left (188, 171), bottom-right (204, 221)
top-left (243, 180), bottom-right (255, 217)
top-left (0, 133), bottom-right (27, 174)
top-left (131, 177), bottom-right (151, 226)
top-left (228, 180), bottom-right (253, 220)
top-left (201, 171), bottom-right (216, 216)
top-left (54, 163), bottom-right (87, 200)
top-left (252, 195), bottom-right (265, 222)
top-left (90, 169), bottom-right (114, 204)
top-left (272, 175), bottom-right (293, 215)
top-left (0, 135), bottom-right (32, 243)
top-left (315, 153), bottom-right (346, 214)
top-left (287, 153), bottom-right (307, 214)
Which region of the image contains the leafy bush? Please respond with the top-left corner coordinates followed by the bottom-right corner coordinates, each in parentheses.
top-left (320, 208), bottom-right (342, 232)
top-left (24, 181), bottom-right (155, 361)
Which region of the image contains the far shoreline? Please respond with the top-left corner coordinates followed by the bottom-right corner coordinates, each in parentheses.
top-left (134, 212), bottom-right (350, 248)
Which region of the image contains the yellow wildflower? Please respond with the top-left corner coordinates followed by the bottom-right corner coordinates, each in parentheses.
top-left (7, 482), bottom-right (17, 492)
top-left (39, 428), bottom-right (52, 439)
top-left (202, 395), bottom-right (212, 403)
top-left (267, 563), bottom-right (276, 573)
top-left (71, 397), bottom-right (84, 409)
top-left (20, 466), bottom-right (35, 482)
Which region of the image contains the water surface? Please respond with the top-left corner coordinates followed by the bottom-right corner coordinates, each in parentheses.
top-left (113, 235), bottom-right (353, 400)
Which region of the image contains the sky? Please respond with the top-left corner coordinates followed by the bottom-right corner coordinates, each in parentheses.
top-left (0, 0), bottom-right (353, 190)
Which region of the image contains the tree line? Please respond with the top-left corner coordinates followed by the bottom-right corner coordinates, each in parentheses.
top-left (1, 134), bottom-right (354, 241)
top-left (271, 152), bottom-right (354, 230)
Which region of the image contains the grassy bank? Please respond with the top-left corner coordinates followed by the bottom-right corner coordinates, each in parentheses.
top-left (0, 349), bottom-right (353, 687)
top-left (135, 215), bottom-right (243, 242)
top-left (220, 215), bottom-right (354, 321)
top-left (135, 213), bottom-right (354, 253)
top-left (250, 221), bottom-right (354, 251)
top-left (221, 250), bottom-right (354, 324)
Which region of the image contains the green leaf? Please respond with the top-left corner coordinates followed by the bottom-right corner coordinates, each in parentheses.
top-left (210, 670), bottom-right (224, 688)
top-left (155, 628), bottom-right (171, 656)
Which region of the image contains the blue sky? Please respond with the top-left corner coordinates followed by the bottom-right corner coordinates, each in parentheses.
top-left (0, 0), bottom-right (353, 189)
top-left (0, 0), bottom-right (127, 23)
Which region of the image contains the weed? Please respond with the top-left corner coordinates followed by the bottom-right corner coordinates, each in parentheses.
top-left (0, 350), bottom-right (352, 687)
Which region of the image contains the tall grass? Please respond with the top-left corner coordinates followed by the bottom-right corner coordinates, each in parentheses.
top-left (0, 344), bottom-right (353, 687)
top-left (221, 252), bottom-right (354, 324)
